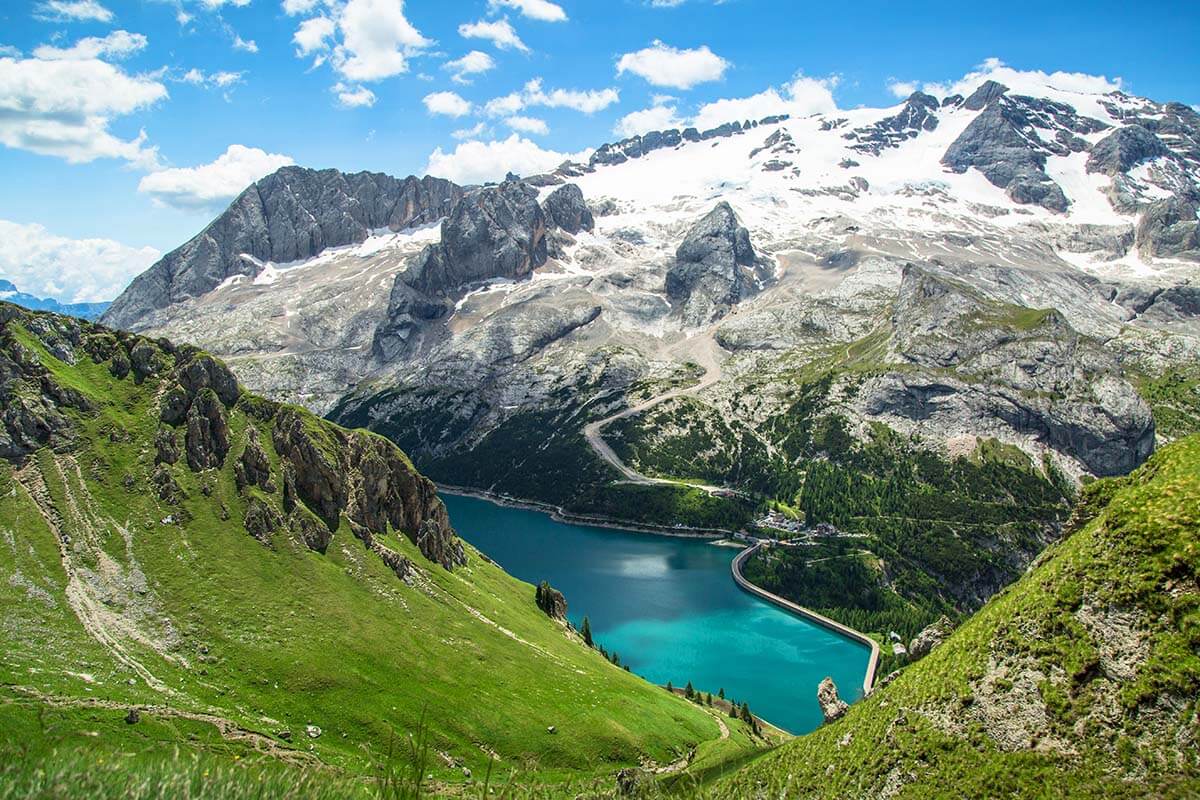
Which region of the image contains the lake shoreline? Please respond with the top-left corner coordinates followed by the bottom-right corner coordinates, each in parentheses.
top-left (437, 484), bottom-right (732, 540)
top-left (731, 543), bottom-right (881, 696)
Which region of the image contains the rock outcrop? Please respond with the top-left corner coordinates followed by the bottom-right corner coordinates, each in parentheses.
top-left (962, 79), bottom-right (1009, 111)
top-left (374, 180), bottom-right (550, 360)
top-left (1086, 125), bottom-right (1169, 177)
top-left (817, 677), bottom-right (849, 724)
top-left (535, 581), bottom-right (567, 620)
top-left (542, 184), bottom-right (595, 235)
top-left (1135, 192), bottom-right (1200, 261)
top-left (666, 203), bottom-right (772, 325)
top-left (867, 265), bottom-right (1156, 476)
top-left (845, 91), bottom-right (940, 155)
top-left (908, 615), bottom-right (954, 660)
top-left (103, 168), bottom-right (463, 329)
top-left (943, 95), bottom-right (1107, 212)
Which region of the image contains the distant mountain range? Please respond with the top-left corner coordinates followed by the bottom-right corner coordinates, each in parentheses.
top-left (0, 279), bottom-right (110, 320)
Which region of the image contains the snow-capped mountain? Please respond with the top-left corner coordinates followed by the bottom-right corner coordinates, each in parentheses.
top-left (102, 70), bottom-right (1199, 488)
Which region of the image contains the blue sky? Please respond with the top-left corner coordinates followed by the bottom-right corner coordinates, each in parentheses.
top-left (1, 0), bottom-right (1198, 302)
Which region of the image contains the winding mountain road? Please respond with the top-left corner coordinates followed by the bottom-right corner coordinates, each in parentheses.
top-left (583, 335), bottom-right (742, 496)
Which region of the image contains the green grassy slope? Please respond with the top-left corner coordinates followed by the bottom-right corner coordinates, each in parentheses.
top-left (702, 435), bottom-right (1200, 798)
top-left (0, 304), bottom-right (751, 793)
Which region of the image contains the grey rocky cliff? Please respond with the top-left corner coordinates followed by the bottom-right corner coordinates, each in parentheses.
top-left (1136, 193), bottom-right (1200, 261)
top-left (374, 180), bottom-right (549, 361)
top-left (666, 202), bottom-right (772, 326)
top-left (103, 168), bottom-right (462, 329)
top-left (844, 91), bottom-right (940, 156)
top-left (908, 615), bottom-right (954, 660)
top-left (942, 93), bottom-right (1106, 212)
top-left (861, 265), bottom-right (1156, 477)
top-left (542, 184), bottom-right (595, 235)
top-left (817, 677), bottom-right (849, 724)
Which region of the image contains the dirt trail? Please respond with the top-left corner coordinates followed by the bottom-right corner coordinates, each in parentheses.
top-left (14, 459), bottom-right (175, 696)
top-left (3, 687), bottom-right (318, 766)
top-left (583, 334), bottom-right (746, 497)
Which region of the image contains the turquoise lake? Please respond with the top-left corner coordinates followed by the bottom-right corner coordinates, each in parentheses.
top-left (442, 494), bottom-right (871, 734)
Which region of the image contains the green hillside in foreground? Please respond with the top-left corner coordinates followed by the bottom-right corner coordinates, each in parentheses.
top-left (703, 434), bottom-right (1200, 798)
top-left (0, 303), bottom-right (756, 795)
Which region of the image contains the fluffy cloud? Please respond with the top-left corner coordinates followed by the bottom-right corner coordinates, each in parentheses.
top-left (423, 90), bottom-right (472, 117)
top-left (32, 0), bottom-right (113, 22)
top-left (458, 18), bottom-right (528, 52)
top-left (281, 0), bottom-right (319, 14)
top-left (333, 82), bottom-right (375, 107)
top-left (505, 115), bottom-right (548, 135)
top-left (614, 103), bottom-right (682, 137)
top-left (181, 67), bottom-right (244, 89)
top-left (0, 54), bottom-right (166, 167)
top-left (232, 35), bottom-right (258, 53)
top-left (137, 144), bottom-right (294, 212)
top-left (937, 57), bottom-right (1122, 98)
top-left (444, 50), bottom-right (495, 84)
top-left (425, 134), bottom-right (590, 184)
top-left (293, 16), bottom-right (335, 57)
top-left (616, 41), bottom-right (728, 90)
top-left (484, 78), bottom-right (619, 117)
top-left (487, 0), bottom-right (567, 22)
top-left (0, 220), bottom-right (160, 304)
top-left (692, 74), bottom-right (838, 130)
top-left (289, 0), bottom-right (431, 81)
top-left (886, 79), bottom-right (918, 99)
top-left (33, 30), bottom-right (148, 61)
top-left (333, 0), bottom-right (430, 80)
top-left (452, 122), bottom-right (486, 140)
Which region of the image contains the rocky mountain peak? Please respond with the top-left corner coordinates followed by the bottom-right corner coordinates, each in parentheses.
top-left (666, 202), bottom-right (771, 326)
top-left (102, 167), bottom-right (463, 330)
top-left (962, 79), bottom-right (1010, 110)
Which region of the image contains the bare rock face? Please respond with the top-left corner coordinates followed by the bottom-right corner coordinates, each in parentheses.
top-left (542, 184), bottom-right (595, 235)
top-left (962, 79), bottom-right (1009, 111)
top-left (234, 427), bottom-right (273, 491)
top-left (375, 180), bottom-right (550, 361)
top-left (866, 264), bottom-right (1156, 477)
top-left (270, 405), bottom-right (466, 568)
top-left (817, 677), bottom-right (849, 724)
top-left (666, 202), bottom-right (772, 325)
top-left (184, 388), bottom-right (230, 471)
top-left (1086, 125), bottom-right (1169, 177)
top-left (908, 615), bottom-right (954, 660)
top-left (1136, 193), bottom-right (1200, 261)
top-left (102, 168), bottom-right (463, 330)
top-left (942, 94), bottom-right (1106, 212)
top-left (535, 581), bottom-right (568, 620)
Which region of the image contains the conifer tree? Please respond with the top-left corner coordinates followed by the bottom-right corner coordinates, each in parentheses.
top-left (685, 680), bottom-right (694, 699)
top-left (581, 615), bottom-right (593, 647)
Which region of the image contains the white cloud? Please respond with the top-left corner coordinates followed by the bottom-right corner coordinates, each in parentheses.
top-left (485, 78), bottom-right (619, 117)
top-left (487, 0), bottom-right (567, 22)
top-left (886, 79), bottom-right (918, 99)
top-left (138, 144), bottom-right (294, 212)
top-left (484, 90), bottom-right (525, 117)
top-left (0, 55), bottom-right (166, 167)
top-left (33, 0), bottom-right (113, 22)
top-left (691, 74), bottom-right (838, 131)
top-left (614, 103), bottom-right (682, 137)
top-left (331, 0), bottom-right (431, 81)
top-left (452, 122), bottom-right (486, 140)
top-left (281, 0), bottom-right (319, 14)
top-left (334, 82), bottom-right (375, 107)
top-left (444, 50), bottom-right (495, 84)
top-left (425, 134), bottom-right (590, 184)
top-left (180, 68), bottom-right (244, 90)
top-left (293, 16), bottom-right (335, 57)
top-left (505, 115), bottom-right (548, 135)
top-left (233, 35), bottom-right (259, 53)
top-left (33, 30), bottom-right (149, 61)
top-left (616, 41), bottom-right (728, 90)
top-left (941, 57), bottom-right (1122, 98)
top-left (423, 90), bottom-right (472, 117)
top-left (458, 18), bottom-right (528, 52)
top-left (0, 220), bottom-right (160, 304)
